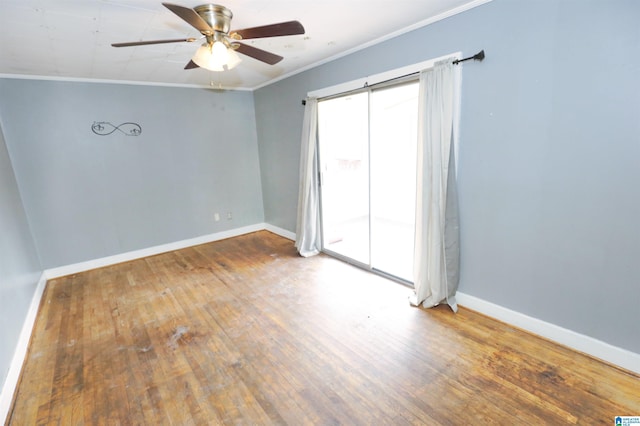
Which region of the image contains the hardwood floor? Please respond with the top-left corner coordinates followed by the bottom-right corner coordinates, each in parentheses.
top-left (8, 231), bottom-right (640, 424)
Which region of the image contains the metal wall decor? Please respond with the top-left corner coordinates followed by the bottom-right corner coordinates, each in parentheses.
top-left (91, 121), bottom-right (142, 136)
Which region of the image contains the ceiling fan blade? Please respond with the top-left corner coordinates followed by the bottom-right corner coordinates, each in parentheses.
top-left (233, 21), bottom-right (305, 39)
top-left (184, 60), bottom-right (199, 70)
top-left (162, 2), bottom-right (213, 34)
top-left (111, 37), bottom-right (197, 47)
top-left (235, 43), bottom-right (283, 65)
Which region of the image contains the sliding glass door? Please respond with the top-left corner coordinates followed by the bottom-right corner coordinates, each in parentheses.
top-left (318, 81), bottom-right (419, 282)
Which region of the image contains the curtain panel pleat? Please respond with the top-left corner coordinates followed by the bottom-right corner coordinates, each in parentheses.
top-left (410, 60), bottom-right (461, 312)
top-left (295, 98), bottom-right (321, 257)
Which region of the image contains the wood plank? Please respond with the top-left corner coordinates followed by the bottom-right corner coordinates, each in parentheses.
top-left (8, 231), bottom-right (640, 424)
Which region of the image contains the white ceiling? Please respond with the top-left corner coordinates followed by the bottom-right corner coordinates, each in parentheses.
top-left (0, 0), bottom-right (487, 90)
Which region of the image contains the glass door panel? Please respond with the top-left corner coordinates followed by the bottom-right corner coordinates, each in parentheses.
top-left (370, 82), bottom-right (419, 282)
top-left (318, 92), bottom-right (370, 265)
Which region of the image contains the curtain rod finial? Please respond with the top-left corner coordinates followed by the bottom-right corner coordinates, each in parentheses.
top-left (453, 49), bottom-right (485, 65)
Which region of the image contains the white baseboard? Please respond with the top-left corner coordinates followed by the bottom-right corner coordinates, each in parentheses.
top-left (264, 224), bottom-right (296, 241)
top-left (456, 292), bottom-right (640, 375)
top-left (45, 223), bottom-right (267, 279)
top-left (0, 272), bottom-right (47, 424)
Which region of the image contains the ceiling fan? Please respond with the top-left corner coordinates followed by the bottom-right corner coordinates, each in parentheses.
top-left (112, 2), bottom-right (305, 71)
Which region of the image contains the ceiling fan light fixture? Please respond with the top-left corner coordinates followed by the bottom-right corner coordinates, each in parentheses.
top-left (192, 43), bottom-right (219, 71)
top-left (192, 40), bottom-right (241, 72)
top-left (226, 46), bottom-right (241, 70)
top-left (210, 40), bottom-right (228, 68)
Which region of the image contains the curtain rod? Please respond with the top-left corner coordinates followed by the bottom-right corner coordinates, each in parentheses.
top-left (301, 50), bottom-right (485, 106)
top-left (453, 49), bottom-right (485, 65)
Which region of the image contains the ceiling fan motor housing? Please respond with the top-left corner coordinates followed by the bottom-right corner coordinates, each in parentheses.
top-left (194, 4), bottom-right (232, 34)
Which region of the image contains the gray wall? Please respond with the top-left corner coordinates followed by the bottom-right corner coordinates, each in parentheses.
top-left (0, 80), bottom-right (264, 268)
top-left (0, 120), bottom-right (42, 389)
top-left (254, 0), bottom-right (640, 353)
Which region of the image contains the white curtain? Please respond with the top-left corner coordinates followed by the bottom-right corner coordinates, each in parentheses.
top-left (295, 98), bottom-right (321, 257)
top-left (410, 59), bottom-right (461, 312)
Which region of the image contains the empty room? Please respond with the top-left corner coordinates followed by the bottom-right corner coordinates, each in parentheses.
top-left (1, 0), bottom-right (639, 424)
